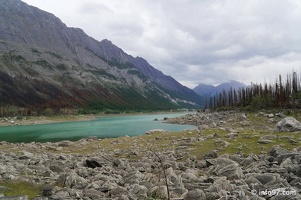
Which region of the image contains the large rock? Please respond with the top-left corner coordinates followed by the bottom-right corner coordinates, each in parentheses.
top-left (275, 117), bottom-right (301, 132)
top-left (129, 184), bottom-right (148, 198)
top-left (245, 173), bottom-right (280, 185)
top-left (207, 178), bottom-right (232, 193)
top-left (151, 186), bottom-right (168, 199)
top-left (206, 158), bottom-right (244, 180)
top-left (85, 159), bottom-right (102, 168)
top-left (123, 170), bottom-right (143, 185)
top-left (183, 189), bottom-right (206, 200)
top-left (109, 187), bottom-right (128, 198)
top-left (269, 146), bottom-right (300, 164)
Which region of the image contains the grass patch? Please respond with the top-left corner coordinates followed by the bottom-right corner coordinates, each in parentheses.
top-left (0, 180), bottom-right (42, 199)
top-left (189, 128), bottom-right (300, 159)
top-left (55, 124), bottom-right (300, 162)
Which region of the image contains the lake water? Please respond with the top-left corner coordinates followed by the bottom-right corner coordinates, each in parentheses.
top-left (0, 113), bottom-right (196, 143)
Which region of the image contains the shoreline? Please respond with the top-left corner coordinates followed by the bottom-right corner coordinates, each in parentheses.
top-left (0, 114), bottom-right (97, 127)
top-left (0, 111), bottom-right (191, 127)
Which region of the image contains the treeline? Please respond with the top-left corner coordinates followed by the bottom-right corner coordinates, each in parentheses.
top-left (207, 71), bottom-right (301, 110)
top-left (0, 105), bottom-right (77, 117)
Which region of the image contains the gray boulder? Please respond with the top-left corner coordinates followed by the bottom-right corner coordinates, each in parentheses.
top-left (83, 189), bottom-right (105, 199)
top-left (183, 189), bottom-right (206, 200)
top-left (109, 187), bottom-right (128, 198)
top-left (269, 146), bottom-right (300, 164)
top-left (245, 173), bottom-right (280, 185)
top-left (208, 178), bottom-right (232, 193)
top-left (275, 117), bottom-right (301, 132)
top-left (269, 146), bottom-right (292, 157)
top-left (151, 186), bottom-right (168, 199)
top-left (206, 158), bottom-right (244, 180)
top-left (129, 184), bottom-right (148, 198)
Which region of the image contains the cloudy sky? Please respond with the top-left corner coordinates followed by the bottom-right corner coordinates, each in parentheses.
top-left (22, 0), bottom-right (301, 88)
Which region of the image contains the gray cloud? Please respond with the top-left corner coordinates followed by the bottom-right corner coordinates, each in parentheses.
top-left (23, 0), bottom-right (301, 88)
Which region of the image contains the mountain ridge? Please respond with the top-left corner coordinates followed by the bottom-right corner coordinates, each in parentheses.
top-left (193, 80), bottom-right (246, 98)
top-left (0, 0), bottom-right (204, 114)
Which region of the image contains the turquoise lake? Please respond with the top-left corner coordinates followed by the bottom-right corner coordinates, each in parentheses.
top-left (0, 113), bottom-right (196, 143)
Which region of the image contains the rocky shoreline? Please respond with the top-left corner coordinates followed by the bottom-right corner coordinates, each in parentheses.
top-left (0, 115), bottom-right (96, 127)
top-left (0, 110), bottom-right (301, 199)
top-left (0, 112), bottom-right (175, 127)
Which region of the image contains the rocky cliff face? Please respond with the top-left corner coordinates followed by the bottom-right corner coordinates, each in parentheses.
top-left (0, 0), bottom-right (203, 113)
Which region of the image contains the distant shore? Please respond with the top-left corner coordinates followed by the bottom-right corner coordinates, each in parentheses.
top-left (0, 114), bottom-right (97, 127)
top-left (0, 111), bottom-right (189, 127)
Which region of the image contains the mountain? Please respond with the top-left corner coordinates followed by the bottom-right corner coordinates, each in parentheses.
top-left (0, 0), bottom-right (204, 114)
top-left (193, 80), bottom-right (246, 98)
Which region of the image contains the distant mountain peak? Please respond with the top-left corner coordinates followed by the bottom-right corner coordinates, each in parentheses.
top-left (193, 80), bottom-right (246, 98)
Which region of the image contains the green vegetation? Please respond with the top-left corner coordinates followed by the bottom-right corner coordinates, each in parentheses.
top-left (1, 52), bottom-right (27, 66)
top-left (11, 54), bottom-right (26, 61)
top-left (128, 69), bottom-right (148, 81)
top-left (34, 59), bottom-right (53, 69)
top-left (208, 71), bottom-right (301, 110)
top-left (44, 127), bottom-right (299, 162)
top-left (108, 59), bottom-right (135, 69)
top-left (77, 86), bottom-right (180, 114)
top-left (31, 48), bottom-right (41, 54)
top-left (46, 51), bottom-right (63, 59)
top-left (43, 107), bottom-right (54, 115)
top-left (0, 180), bottom-right (42, 199)
top-left (23, 67), bottom-right (39, 76)
top-left (104, 109), bottom-right (121, 114)
top-left (88, 69), bottom-right (117, 80)
top-left (55, 63), bottom-right (68, 70)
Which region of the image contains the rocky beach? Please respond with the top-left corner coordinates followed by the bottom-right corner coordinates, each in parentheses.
top-left (0, 115), bottom-right (97, 127)
top-left (1, 110), bottom-right (301, 199)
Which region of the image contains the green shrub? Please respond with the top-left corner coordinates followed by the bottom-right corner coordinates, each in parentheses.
top-left (0, 180), bottom-right (42, 199)
top-left (104, 109), bottom-right (121, 114)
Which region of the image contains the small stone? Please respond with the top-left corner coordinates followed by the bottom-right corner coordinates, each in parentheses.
top-left (42, 184), bottom-right (53, 197)
top-left (145, 129), bottom-right (168, 135)
top-left (83, 189), bottom-right (105, 198)
top-left (288, 139), bottom-right (298, 145)
top-left (240, 121), bottom-right (250, 126)
top-left (202, 150), bottom-right (218, 159)
top-left (258, 139), bottom-right (274, 144)
top-left (225, 132), bottom-right (238, 139)
top-left (49, 165), bottom-right (64, 173)
top-left (19, 151), bottom-right (34, 159)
